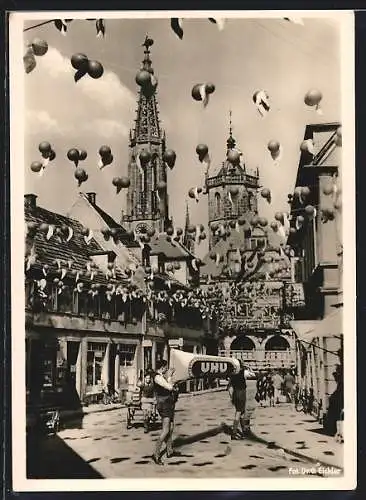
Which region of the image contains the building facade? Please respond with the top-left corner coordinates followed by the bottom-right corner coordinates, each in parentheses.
top-left (288, 122), bottom-right (343, 434)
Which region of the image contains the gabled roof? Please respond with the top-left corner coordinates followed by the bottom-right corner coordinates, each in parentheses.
top-left (25, 203), bottom-right (128, 284)
top-left (80, 194), bottom-right (139, 248)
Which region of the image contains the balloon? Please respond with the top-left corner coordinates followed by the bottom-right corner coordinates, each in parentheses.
top-left (39, 223), bottom-right (49, 233)
top-left (139, 149), bottom-right (151, 165)
top-left (191, 84), bottom-right (204, 101)
top-left (229, 220), bottom-right (236, 229)
top-left (188, 188), bottom-right (196, 199)
top-left (196, 144), bottom-right (209, 157)
top-left (99, 145), bottom-right (111, 158)
top-left (166, 227), bottom-right (174, 236)
top-left (112, 177), bottom-right (130, 193)
top-left (174, 262), bottom-right (181, 270)
top-left (251, 215), bottom-right (259, 226)
top-left (88, 60), bottom-right (104, 79)
top-left (31, 38), bottom-right (48, 56)
top-left (176, 228), bottom-right (183, 236)
top-left (301, 186), bottom-right (310, 197)
top-left (74, 167), bottom-right (88, 186)
top-left (49, 150), bottom-right (56, 161)
top-left (258, 217), bottom-right (268, 227)
top-left (322, 183), bottom-right (334, 196)
top-left (304, 89), bottom-right (322, 107)
top-left (39, 142), bottom-right (51, 154)
top-left (79, 150), bottom-right (87, 161)
top-left (229, 186), bottom-right (239, 196)
top-left (261, 188), bottom-right (271, 200)
top-left (205, 82), bottom-right (215, 94)
top-left (305, 205), bottom-right (316, 217)
top-left (136, 70), bottom-right (152, 87)
top-left (163, 150), bottom-right (176, 169)
top-left (238, 216), bottom-right (246, 226)
top-left (270, 221), bottom-right (279, 231)
top-left (166, 263), bottom-right (173, 272)
top-left (187, 224), bottom-right (196, 233)
top-left (334, 197), bottom-right (342, 210)
top-left (71, 53), bottom-right (89, 71)
top-left (30, 161), bottom-right (42, 173)
top-left (199, 232), bottom-right (207, 240)
top-left (267, 140), bottom-right (280, 153)
top-left (274, 212), bottom-right (283, 222)
top-left (210, 222), bottom-right (219, 231)
top-left (67, 148), bottom-right (80, 165)
top-left (157, 181), bottom-right (167, 192)
top-left (227, 150), bottom-right (240, 165)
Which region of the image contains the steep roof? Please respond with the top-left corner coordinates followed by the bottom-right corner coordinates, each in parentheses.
top-left (80, 194), bottom-right (139, 248)
top-left (25, 202), bottom-right (129, 284)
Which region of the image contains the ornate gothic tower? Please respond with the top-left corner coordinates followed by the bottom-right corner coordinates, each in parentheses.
top-left (206, 113), bottom-right (260, 249)
top-left (121, 37), bottom-right (169, 235)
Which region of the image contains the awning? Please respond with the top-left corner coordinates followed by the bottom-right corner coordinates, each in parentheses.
top-left (290, 308), bottom-right (343, 343)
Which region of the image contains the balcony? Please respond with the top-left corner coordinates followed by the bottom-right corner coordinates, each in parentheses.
top-left (219, 349), bottom-right (295, 371)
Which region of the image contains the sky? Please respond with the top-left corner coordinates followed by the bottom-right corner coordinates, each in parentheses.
top-left (23, 15), bottom-right (342, 257)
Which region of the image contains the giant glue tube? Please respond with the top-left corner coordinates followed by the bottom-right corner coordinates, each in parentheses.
top-left (169, 349), bottom-right (241, 383)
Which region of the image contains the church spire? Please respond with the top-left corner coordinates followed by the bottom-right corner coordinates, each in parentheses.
top-left (183, 201), bottom-right (194, 253)
top-left (226, 110), bottom-right (236, 151)
top-left (132, 36), bottom-right (162, 144)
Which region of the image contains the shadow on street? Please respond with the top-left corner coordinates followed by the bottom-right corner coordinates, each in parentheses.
top-left (27, 433), bottom-right (104, 479)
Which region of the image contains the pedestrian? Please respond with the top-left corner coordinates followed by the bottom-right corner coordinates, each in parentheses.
top-left (151, 360), bottom-right (178, 465)
top-left (272, 371), bottom-right (284, 404)
top-left (266, 375), bottom-right (275, 407)
top-left (138, 371), bottom-right (155, 433)
top-left (284, 370), bottom-right (295, 403)
top-left (227, 360), bottom-right (249, 439)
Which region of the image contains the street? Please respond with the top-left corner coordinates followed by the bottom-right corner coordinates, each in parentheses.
top-left (28, 386), bottom-right (325, 479)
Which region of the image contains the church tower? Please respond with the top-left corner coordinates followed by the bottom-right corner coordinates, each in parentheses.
top-left (206, 113), bottom-right (260, 249)
top-left (122, 37), bottom-right (170, 235)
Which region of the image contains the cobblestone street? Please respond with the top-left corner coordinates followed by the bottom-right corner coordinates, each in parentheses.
top-left (27, 387), bottom-right (341, 479)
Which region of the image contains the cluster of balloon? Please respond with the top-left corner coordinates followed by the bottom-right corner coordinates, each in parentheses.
top-left (31, 142), bottom-right (56, 175)
top-left (188, 186), bottom-right (202, 203)
top-left (304, 89), bottom-right (323, 115)
top-left (23, 38), bottom-right (49, 74)
top-left (163, 150), bottom-right (176, 169)
top-left (253, 90), bottom-right (270, 117)
top-left (300, 139), bottom-right (315, 156)
top-left (293, 186), bottom-right (310, 205)
top-left (98, 145), bottom-right (113, 169)
top-left (135, 37), bottom-right (158, 98)
top-left (67, 148), bottom-right (87, 167)
top-left (71, 53), bottom-right (104, 82)
top-left (267, 140), bottom-right (282, 165)
top-left (112, 176), bottom-right (130, 194)
top-left (304, 204), bottom-right (317, 220)
top-left (260, 188), bottom-right (271, 204)
top-left (335, 126), bottom-right (342, 147)
top-left (191, 83), bottom-right (215, 108)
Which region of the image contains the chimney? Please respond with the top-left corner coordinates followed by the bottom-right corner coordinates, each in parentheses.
top-left (86, 192), bottom-right (96, 205)
top-left (24, 194), bottom-right (37, 209)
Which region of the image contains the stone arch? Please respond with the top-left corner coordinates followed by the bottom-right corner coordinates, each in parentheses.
top-left (265, 335), bottom-right (290, 351)
top-left (230, 335), bottom-right (256, 351)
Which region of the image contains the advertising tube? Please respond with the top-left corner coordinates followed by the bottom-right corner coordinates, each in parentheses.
top-left (169, 349), bottom-right (241, 383)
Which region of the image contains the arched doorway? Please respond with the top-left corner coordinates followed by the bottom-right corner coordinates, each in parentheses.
top-left (265, 335), bottom-right (290, 351)
top-left (231, 336), bottom-right (256, 351)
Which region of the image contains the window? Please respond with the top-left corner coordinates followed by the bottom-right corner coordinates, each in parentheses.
top-left (117, 344), bottom-right (136, 367)
top-left (215, 192), bottom-right (221, 216)
top-left (57, 285), bottom-right (73, 313)
top-left (86, 342), bottom-right (107, 388)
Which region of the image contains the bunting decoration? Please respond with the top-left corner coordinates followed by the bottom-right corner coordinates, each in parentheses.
top-left (23, 46), bottom-right (37, 74)
top-left (171, 18), bottom-right (184, 39)
top-left (96, 19), bottom-right (105, 38)
top-left (253, 90), bottom-right (270, 117)
top-left (208, 18), bottom-right (226, 31)
top-left (54, 19), bottom-right (69, 35)
top-left (284, 17), bottom-right (304, 26)
top-left (66, 227), bottom-right (73, 242)
top-left (46, 225), bottom-right (54, 241)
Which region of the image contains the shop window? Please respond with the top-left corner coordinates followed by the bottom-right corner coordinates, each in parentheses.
top-left (86, 342), bottom-right (106, 388)
top-left (117, 344), bottom-right (136, 367)
top-left (41, 341), bottom-right (58, 388)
